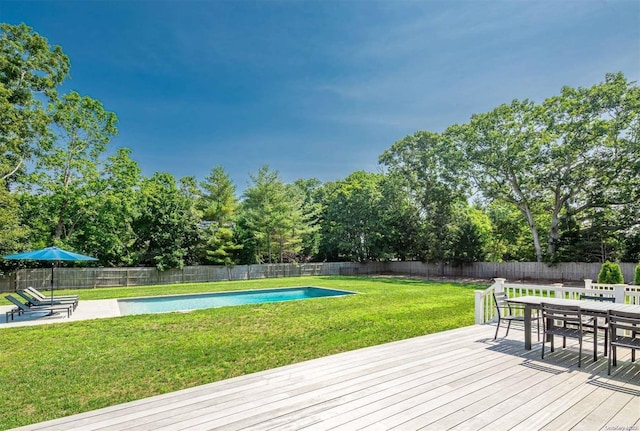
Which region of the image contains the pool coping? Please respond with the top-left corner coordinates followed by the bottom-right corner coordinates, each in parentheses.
top-left (0, 286), bottom-right (358, 328)
top-left (116, 285), bottom-right (358, 302)
top-left (116, 286), bottom-right (358, 316)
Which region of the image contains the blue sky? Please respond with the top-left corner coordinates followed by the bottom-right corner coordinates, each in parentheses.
top-left (1, 0), bottom-right (638, 191)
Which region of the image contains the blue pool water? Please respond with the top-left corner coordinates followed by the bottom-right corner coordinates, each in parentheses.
top-left (117, 286), bottom-right (355, 316)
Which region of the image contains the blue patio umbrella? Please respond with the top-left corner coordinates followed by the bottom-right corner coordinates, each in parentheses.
top-left (3, 246), bottom-right (97, 306)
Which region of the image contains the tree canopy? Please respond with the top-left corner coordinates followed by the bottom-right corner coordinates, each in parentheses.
top-left (2, 22), bottom-right (638, 271)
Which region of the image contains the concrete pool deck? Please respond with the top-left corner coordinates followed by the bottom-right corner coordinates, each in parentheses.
top-left (0, 299), bottom-right (121, 328)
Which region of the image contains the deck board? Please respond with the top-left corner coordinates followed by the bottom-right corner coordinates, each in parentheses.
top-left (13, 324), bottom-right (640, 431)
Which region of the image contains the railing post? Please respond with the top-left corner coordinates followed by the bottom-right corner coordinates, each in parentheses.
top-left (613, 284), bottom-right (626, 303)
top-left (494, 278), bottom-right (505, 293)
top-left (475, 290), bottom-right (484, 324)
top-left (584, 278), bottom-right (592, 290)
top-left (552, 283), bottom-right (564, 299)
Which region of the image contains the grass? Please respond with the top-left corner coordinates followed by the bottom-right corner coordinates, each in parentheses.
top-left (0, 276), bottom-right (486, 429)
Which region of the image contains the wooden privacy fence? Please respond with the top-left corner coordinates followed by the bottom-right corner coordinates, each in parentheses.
top-left (382, 261), bottom-right (638, 283)
top-left (0, 263), bottom-right (369, 292)
top-left (0, 261), bottom-right (637, 293)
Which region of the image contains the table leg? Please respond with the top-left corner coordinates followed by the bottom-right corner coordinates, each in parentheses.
top-left (524, 305), bottom-right (532, 350)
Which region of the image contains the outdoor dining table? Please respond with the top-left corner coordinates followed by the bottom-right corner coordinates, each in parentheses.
top-left (506, 295), bottom-right (640, 350)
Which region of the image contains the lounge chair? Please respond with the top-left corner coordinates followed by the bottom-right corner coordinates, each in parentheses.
top-left (4, 295), bottom-right (73, 323)
top-left (16, 290), bottom-right (78, 310)
top-left (25, 286), bottom-right (78, 301)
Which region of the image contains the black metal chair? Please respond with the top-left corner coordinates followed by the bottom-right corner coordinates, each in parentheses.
top-left (607, 309), bottom-right (640, 375)
top-left (493, 292), bottom-right (539, 341)
top-left (579, 293), bottom-right (615, 360)
top-left (541, 302), bottom-right (593, 368)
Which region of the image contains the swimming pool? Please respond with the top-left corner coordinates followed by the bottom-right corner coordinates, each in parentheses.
top-left (117, 286), bottom-right (356, 316)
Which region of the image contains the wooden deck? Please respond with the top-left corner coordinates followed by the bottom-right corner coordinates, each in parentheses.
top-left (14, 324), bottom-right (640, 431)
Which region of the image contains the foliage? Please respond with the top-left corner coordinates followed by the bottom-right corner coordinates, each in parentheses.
top-left (445, 100), bottom-right (547, 261)
top-left (635, 263), bottom-right (640, 285)
top-left (0, 277), bottom-right (481, 429)
top-left (75, 148), bottom-right (141, 266)
top-left (32, 91), bottom-right (118, 242)
top-left (318, 171), bottom-right (386, 262)
top-left (380, 131), bottom-right (468, 262)
top-left (133, 173), bottom-right (202, 270)
top-left (293, 178), bottom-right (323, 261)
top-left (597, 261), bottom-right (624, 284)
top-left (2, 21), bottom-right (639, 268)
top-left (554, 207), bottom-right (625, 263)
top-left (484, 201), bottom-right (536, 262)
top-left (445, 73), bottom-right (639, 262)
top-left (199, 166), bottom-right (237, 222)
top-left (378, 174), bottom-right (424, 261)
top-left (0, 186), bottom-right (29, 267)
top-left (198, 166), bottom-right (241, 265)
top-left (240, 166), bottom-right (312, 263)
top-left (0, 23), bottom-right (70, 182)
top-left (448, 206), bottom-right (491, 265)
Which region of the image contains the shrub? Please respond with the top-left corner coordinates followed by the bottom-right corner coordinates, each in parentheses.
top-left (597, 261), bottom-right (624, 284)
top-left (635, 263), bottom-right (640, 285)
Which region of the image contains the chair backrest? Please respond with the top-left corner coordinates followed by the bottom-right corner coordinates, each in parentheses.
top-left (5, 295), bottom-right (29, 311)
top-left (25, 287), bottom-right (46, 300)
top-left (493, 292), bottom-right (509, 318)
top-left (608, 309), bottom-right (640, 335)
top-left (580, 294), bottom-right (615, 303)
top-left (16, 290), bottom-right (38, 305)
top-left (541, 302), bottom-right (583, 329)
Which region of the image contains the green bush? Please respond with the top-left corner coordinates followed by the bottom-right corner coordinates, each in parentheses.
top-left (597, 261), bottom-right (624, 284)
top-left (635, 263), bottom-right (640, 285)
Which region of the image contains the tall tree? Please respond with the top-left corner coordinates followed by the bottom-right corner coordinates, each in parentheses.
top-left (0, 23), bottom-right (69, 182)
top-left (0, 24), bottom-right (69, 256)
top-left (378, 174), bottom-right (424, 261)
top-left (240, 166), bottom-right (309, 263)
top-left (293, 178), bottom-right (323, 261)
top-left (318, 171), bottom-right (386, 262)
top-left (0, 186), bottom-right (28, 256)
top-left (445, 72), bottom-right (639, 261)
top-left (484, 201), bottom-right (537, 262)
top-left (198, 166), bottom-right (241, 265)
top-left (379, 131), bottom-right (468, 262)
top-left (445, 100), bottom-right (547, 261)
top-left (448, 205), bottom-right (491, 266)
top-left (75, 148), bottom-right (142, 266)
top-left (539, 72), bottom-right (640, 258)
top-left (26, 91), bottom-right (118, 244)
top-left (133, 173), bottom-right (201, 270)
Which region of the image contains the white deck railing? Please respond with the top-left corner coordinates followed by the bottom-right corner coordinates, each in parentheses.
top-left (475, 278), bottom-right (640, 324)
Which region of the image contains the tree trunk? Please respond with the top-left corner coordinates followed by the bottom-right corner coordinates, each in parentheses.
top-left (547, 189), bottom-right (569, 258)
top-left (519, 204), bottom-right (543, 262)
top-left (547, 211), bottom-right (561, 258)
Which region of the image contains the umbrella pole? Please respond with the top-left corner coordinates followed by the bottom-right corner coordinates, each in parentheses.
top-left (51, 264), bottom-right (55, 309)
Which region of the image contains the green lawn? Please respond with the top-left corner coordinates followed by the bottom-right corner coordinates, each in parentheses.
top-left (0, 276), bottom-right (486, 429)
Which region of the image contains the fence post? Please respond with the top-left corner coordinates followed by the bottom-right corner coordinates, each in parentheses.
top-left (584, 278), bottom-right (592, 290)
top-left (475, 290), bottom-right (484, 324)
top-left (613, 284), bottom-right (626, 303)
